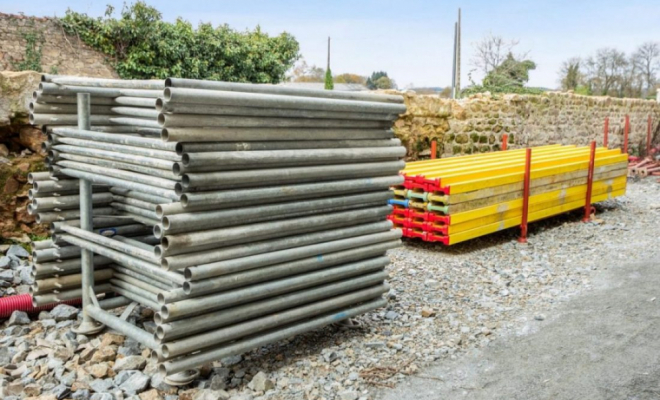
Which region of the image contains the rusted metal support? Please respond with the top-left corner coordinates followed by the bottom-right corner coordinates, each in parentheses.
top-left (582, 141), bottom-right (597, 222)
top-left (624, 115), bottom-right (630, 155)
top-left (603, 117), bottom-right (609, 148)
top-left (647, 115), bottom-right (652, 156)
top-left (517, 147), bottom-right (531, 243)
top-left (430, 140), bottom-right (437, 159)
top-left (502, 134), bottom-right (508, 151)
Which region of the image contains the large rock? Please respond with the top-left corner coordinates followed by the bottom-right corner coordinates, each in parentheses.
top-left (113, 355), bottom-right (147, 372)
top-left (3, 177), bottom-right (19, 194)
top-left (7, 310), bottom-right (29, 326)
top-left (247, 371), bottom-right (274, 392)
top-left (50, 304), bottom-right (79, 321)
top-left (118, 371), bottom-right (150, 394)
top-left (18, 126), bottom-right (46, 153)
top-left (6, 244), bottom-right (29, 258)
top-left (0, 71), bottom-right (40, 126)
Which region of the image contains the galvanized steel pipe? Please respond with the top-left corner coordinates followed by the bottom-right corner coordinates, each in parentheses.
top-left (165, 78), bottom-right (404, 103)
top-left (158, 298), bottom-right (385, 375)
top-left (159, 256), bottom-right (387, 321)
top-left (160, 207), bottom-right (392, 254)
top-left (162, 88), bottom-right (406, 114)
top-left (160, 221), bottom-right (393, 270)
top-left (155, 272), bottom-right (387, 341)
top-left (161, 127), bottom-right (394, 142)
top-left (183, 241), bottom-right (399, 296)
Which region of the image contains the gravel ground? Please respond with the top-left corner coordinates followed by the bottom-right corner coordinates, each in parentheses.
top-left (1, 178), bottom-right (659, 400)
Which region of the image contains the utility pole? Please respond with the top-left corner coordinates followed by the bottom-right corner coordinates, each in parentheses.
top-left (327, 37), bottom-right (331, 71)
top-left (450, 9), bottom-right (462, 99)
top-left (451, 22), bottom-right (457, 99)
top-left (456, 8), bottom-right (461, 98)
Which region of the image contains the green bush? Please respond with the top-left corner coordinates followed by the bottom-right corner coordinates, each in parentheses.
top-left (14, 21), bottom-right (44, 72)
top-left (324, 68), bottom-right (334, 90)
top-left (59, 2), bottom-right (300, 82)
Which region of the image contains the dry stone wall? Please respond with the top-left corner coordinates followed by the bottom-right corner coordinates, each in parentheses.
top-left (0, 13), bottom-right (117, 78)
top-left (395, 91), bottom-right (660, 160)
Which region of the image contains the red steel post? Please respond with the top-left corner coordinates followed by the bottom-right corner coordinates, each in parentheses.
top-left (603, 117), bottom-right (609, 148)
top-left (518, 148), bottom-right (532, 243)
top-left (582, 141), bottom-right (597, 222)
top-left (624, 115), bottom-right (630, 154)
top-left (431, 140), bottom-right (437, 159)
top-left (502, 134), bottom-right (508, 151)
top-left (647, 115), bottom-right (652, 156)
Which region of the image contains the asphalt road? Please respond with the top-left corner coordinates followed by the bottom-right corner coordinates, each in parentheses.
top-left (378, 261), bottom-right (660, 400)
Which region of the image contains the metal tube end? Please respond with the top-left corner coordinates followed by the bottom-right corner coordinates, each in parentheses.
top-left (163, 87), bottom-right (173, 101)
top-left (155, 326), bottom-right (165, 340)
top-left (161, 346), bottom-right (170, 359)
top-left (182, 282), bottom-right (191, 295)
top-left (172, 163), bottom-right (182, 176)
top-left (155, 98), bottom-right (164, 112)
top-left (183, 268), bottom-right (192, 281)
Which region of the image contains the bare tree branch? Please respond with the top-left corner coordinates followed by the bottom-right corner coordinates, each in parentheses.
top-left (471, 33), bottom-right (523, 76)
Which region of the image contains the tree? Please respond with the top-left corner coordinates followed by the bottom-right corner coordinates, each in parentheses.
top-left (289, 59), bottom-right (324, 82)
top-left (60, 1), bottom-right (300, 82)
top-left (324, 68), bottom-right (334, 90)
top-left (584, 48), bottom-right (629, 96)
top-left (471, 34), bottom-right (523, 76)
top-left (334, 73), bottom-right (367, 85)
top-left (632, 42), bottom-right (660, 97)
top-left (560, 44), bottom-right (660, 98)
top-left (482, 53), bottom-right (536, 88)
top-left (438, 87), bottom-right (452, 98)
top-left (366, 71), bottom-right (396, 89)
top-left (559, 58), bottom-right (582, 91)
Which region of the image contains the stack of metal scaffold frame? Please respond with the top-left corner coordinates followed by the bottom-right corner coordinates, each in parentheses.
top-left (389, 144), bottom-right (628, 245)
top-left (29, 75), bottom-right (406, 384)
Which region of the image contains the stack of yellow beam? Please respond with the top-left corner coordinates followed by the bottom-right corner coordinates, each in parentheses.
top-left (388, 144), bottom-right (628, 245)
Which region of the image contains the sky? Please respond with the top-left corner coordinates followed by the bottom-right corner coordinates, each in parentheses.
top-left (2, 0), bottom-right (660, 89)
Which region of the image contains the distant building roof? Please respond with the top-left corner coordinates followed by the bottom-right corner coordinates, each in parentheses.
top-left (278, 82), bottom-right (368, 92)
